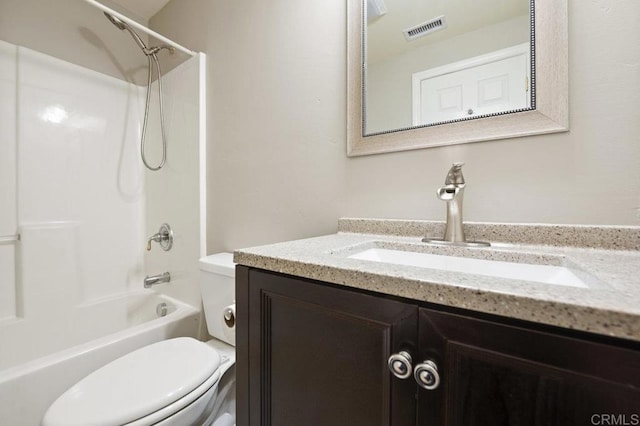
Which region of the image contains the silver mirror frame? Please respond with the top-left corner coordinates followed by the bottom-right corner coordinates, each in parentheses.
top-left (347, 0), bottom-right (568, 157)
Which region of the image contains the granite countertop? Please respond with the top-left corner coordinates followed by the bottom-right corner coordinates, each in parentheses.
top-left (233, 218), bottom-right (640, 342)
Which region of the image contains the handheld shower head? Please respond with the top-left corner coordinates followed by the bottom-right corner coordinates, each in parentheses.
top-left (103, 12), bottom-right (127, 30)
top-left (103, 12), bottom-right (149, 52)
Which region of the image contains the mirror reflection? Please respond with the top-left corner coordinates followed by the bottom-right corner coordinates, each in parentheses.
top-left (365, 0), bottom-right (532, 135)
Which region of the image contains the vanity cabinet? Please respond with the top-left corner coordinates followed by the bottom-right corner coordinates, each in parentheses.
top-left (236, 267), bottom-right (640, 426)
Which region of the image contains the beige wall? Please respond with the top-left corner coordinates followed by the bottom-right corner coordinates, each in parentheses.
top-left (151, 0), bottom-right (348, 253)
top-left (0, 0), bottom-right (152, 85)
top-left (151, 0), bottom-right (640, 253)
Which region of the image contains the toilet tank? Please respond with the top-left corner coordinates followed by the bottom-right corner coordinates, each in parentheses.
top-left (199, 253), bottom-right (236, 346)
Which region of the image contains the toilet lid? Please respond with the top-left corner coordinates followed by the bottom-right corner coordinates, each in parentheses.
top-left (42, 337), bottom-right (221, 426)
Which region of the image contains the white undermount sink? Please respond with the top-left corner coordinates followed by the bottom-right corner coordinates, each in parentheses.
top-left (348, 248), bottom-right (591, 288)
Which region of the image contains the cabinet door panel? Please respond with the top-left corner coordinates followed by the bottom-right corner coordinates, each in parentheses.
top-left (448, 342), bottom-right (639, 426)
top-left (418, 308), bottom-right (640, 426)
top-left (244, 269), bottom-right (417, 426)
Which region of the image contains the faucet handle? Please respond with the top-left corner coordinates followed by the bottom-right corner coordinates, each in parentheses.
top-left (147, 223), bottom-right (173, 251)
top-left (445, 162), bottom-right (465, 185)
top-left (146, 234), bottom-right (160, 251)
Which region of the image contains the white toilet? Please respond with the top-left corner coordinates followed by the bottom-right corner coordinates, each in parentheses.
top-left (42, 253), bottom-right (237, 426)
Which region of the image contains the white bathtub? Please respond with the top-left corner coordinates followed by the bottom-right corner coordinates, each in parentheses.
top-left (0, 291), bottom-right (200, 426)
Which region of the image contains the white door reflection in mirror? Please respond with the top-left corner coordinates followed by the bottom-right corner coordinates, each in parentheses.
top-left (412, 43), bottom-right (530, 126)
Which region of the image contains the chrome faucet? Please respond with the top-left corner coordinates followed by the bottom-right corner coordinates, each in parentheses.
top-left (422, 162), bottom-right (490, 247)
top-left (144, 272), bottom-right (171, 288)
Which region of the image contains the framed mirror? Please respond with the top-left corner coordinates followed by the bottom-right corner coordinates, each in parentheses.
top-left (347, 0), bottom-right (568, 156)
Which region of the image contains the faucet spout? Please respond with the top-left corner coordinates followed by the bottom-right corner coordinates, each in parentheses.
top-left (422, 162), bottom-right (490, 247)
top-left (438, 163), bottom-right (467, 242)
top-left (438, 185), bottom-right (466, 243)
top-left (437, 184), bottom-right (462, 201)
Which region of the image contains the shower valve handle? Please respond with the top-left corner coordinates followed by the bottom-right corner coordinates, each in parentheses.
top-left (147, 223), bottom-right (173, 251)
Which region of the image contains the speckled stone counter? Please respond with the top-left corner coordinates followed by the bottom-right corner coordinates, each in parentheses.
top-left (234, 219), bottom-right (640, 342)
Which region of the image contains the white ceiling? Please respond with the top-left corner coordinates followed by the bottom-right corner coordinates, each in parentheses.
top-left (109, 0), bottom-right (171, 20)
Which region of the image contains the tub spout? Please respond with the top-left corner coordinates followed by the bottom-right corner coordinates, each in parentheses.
top-left (144, 272), bottom-right (171, 288)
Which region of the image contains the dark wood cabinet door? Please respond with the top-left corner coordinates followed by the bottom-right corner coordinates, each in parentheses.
top-left (417, 308), bottom-right (640, 426)
top-left (238, 268), bottom-right (418, 426)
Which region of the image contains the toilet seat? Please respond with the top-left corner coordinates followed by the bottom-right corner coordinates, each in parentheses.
top-left (127, 368), bottom-right (220, 426)
top-left (42, 337), bottom-right (221, 426)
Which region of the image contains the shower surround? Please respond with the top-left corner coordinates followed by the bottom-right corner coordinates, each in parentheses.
top-left (0, 40), bottom-right (146, 330)
top-left (0, 37), bottom-right (205, 425)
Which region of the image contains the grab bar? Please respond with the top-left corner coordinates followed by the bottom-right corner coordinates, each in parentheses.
top-left (0, 234), bottom-right (20, 243)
